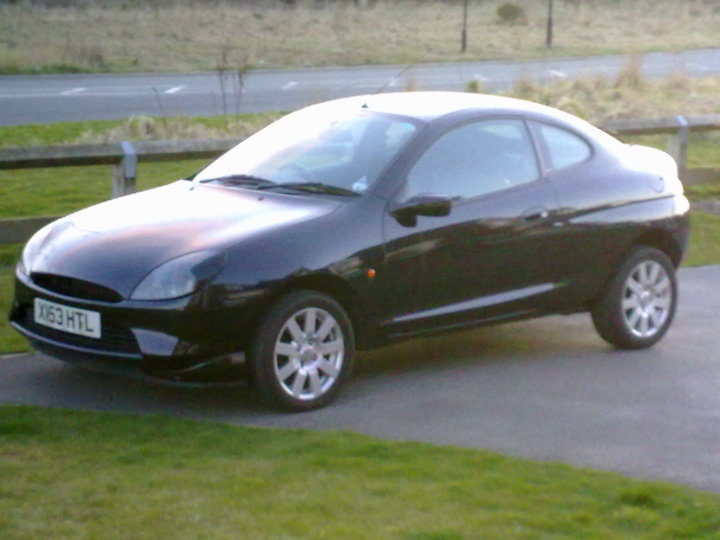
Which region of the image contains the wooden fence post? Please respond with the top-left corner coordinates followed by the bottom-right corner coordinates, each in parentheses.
top-left (666, 115), bottom-right (689, 170)
top-left (111, 141), bottom-right (138, 198)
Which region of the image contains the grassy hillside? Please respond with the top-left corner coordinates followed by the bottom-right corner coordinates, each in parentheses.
top-left (1, 0), bottom-right (719, 74)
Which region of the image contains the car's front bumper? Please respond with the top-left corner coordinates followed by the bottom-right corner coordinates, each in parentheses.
top-left (9, 268), bottom-right (261, 382)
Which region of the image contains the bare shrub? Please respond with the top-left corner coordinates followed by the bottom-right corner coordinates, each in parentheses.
top-left (465, 79), bottom-right (487, 94)
top-left (496, 3), bottom-right (526, 25)
top-left (615, 55), bottom-right (644, 90)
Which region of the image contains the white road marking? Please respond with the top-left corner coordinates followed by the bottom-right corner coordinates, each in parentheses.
top-left (0, 352), bottom-right (29, 360)
top-left (164, 85), bottom-right (186, 94)
top-left (282, 81), bottom-right (298, 91)
top-left (0, 89), bottom-right (212, 99)
top-left (61, 87), bottom-right (86, 96)
top-left (473, 73), bottom-right (489, 81)
top-left (549, 70), bottom-right (568, 78)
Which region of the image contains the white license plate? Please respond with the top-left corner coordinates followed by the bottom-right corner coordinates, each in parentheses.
top-left (34, 298), bottom-right (101, 339)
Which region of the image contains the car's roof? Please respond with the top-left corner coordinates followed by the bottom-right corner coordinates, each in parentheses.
top-left (310, 91), bottom-right (561, 121)
top-left (305, 91), bottom-right (623, 150)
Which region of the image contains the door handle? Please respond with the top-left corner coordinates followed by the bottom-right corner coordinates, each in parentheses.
top-left (522, 207), bottom-right (549, 222)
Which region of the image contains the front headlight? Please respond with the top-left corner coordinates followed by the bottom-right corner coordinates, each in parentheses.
top-left (18, 222), bottom-right (57, 276)
top-left (130, 251), bottom-right (225, 301)
top-left (16, 257), bottom-right (28, 276)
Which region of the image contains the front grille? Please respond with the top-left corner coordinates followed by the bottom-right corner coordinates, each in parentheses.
top-left (19, 306), bottom-right (138, 354)
top-left (31, 273), bottom-right (123, 303)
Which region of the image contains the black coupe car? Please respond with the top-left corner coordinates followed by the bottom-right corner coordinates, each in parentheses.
top-left (10, 92), bottom-right (690, 410)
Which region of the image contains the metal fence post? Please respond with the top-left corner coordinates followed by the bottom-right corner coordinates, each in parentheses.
top-left (666, 115), bottom-right (689, 170)
top-left (112, 141), bottom-right (138, 198)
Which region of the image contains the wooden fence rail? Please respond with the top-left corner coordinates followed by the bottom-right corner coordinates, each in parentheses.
top-left (1, 114), bottom-right (719, 245)
top-left (0, 137), bottom-right (243, 194)
top-left (601, 113), bottom-right (720, 172)
top-left (0, 137), bottom-right (243, 244)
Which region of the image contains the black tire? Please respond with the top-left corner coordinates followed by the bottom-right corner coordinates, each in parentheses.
top-left (250, 290), bottom-right (355, 411)
top-left (591, 247), bottom-right (677, 350)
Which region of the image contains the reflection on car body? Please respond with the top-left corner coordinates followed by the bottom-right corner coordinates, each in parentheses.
top-left (10, 92), bottom-right (690, 410)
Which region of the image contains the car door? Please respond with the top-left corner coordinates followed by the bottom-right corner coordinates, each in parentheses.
top-left (379, 117), bottom-right (565, 337)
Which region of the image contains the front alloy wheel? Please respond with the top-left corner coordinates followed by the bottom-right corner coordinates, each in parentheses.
top-left (251, 291), bottom-right (354, 411)
top-left (592, 247), bottom-right (677, 349)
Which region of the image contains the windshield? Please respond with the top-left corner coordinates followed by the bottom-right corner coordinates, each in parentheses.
top-left (194, 106), bottom-right (419, 195)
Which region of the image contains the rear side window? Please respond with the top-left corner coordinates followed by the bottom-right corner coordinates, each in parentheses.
top-left (539, 123), bottom-right (591, 170)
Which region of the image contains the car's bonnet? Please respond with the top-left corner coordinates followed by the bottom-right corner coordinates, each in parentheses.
top-left (27, 181), bottom-right (340, 298)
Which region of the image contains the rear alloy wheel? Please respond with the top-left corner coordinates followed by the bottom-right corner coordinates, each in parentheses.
top-left (251, 291), bottom-right (355, 411)
top-left (591, 247), bottom-right (677, 349)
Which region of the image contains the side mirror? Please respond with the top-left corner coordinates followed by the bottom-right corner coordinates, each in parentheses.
top-left (390, 194), bottom-right (452, 227)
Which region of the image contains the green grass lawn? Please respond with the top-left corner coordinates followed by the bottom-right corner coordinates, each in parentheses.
top-left (683, 211), bottom-right (720, 267)
top-left (0, 161), bottom-right (206, 218)
top-left (1, 405), bottom-right (719, 539)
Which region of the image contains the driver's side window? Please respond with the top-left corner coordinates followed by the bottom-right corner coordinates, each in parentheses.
top-left (406, 119), bottom-right (539, 200)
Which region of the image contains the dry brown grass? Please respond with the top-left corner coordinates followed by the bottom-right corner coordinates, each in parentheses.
top-left (500, 65), bottom-right (720, 124)
top-left (494, 65), bottom-right (720, 170)
top-left (1, 0), bottom-right (719, 73)
top-left (72, 113), bottom-right (280, 144)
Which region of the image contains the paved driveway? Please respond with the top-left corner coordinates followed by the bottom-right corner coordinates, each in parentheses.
top-left (2, 265), bottom-right (719, 492)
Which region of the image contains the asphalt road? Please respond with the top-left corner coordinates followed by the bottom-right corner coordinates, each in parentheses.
top-left (1, 48), bottom-right (719, 126)
top-left (2, 265), bottom-right (719, 493)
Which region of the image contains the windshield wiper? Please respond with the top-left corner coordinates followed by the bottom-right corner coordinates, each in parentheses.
top-left (257, 182), bottom-right (360, 197)
top-left (200, 174), bottom-right (277, 188)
